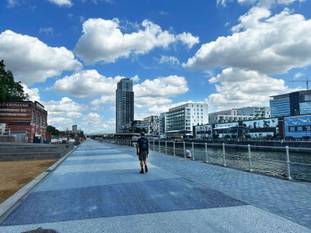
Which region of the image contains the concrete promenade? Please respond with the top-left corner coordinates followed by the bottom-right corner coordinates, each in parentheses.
top-left (0, 140), bottom-right (310, 233)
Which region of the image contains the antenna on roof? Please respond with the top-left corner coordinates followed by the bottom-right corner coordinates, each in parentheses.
top-left (290, 79), bottom-right (310, 90)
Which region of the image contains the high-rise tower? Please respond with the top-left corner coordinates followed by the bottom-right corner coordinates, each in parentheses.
top-left (116, 78), bottom-right (134, 133)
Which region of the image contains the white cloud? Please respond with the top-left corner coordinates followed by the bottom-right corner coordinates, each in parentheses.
top-left (176, 32), bottom-right (200, 48)
top-left (134, 75), bottom-right (189, 115)
top-left (294, 72), bottom-right (304, 79)
top-left (45, 97), bottom-right (84, 119)
top-left (134, 75), bottom-right (188, 98)
top-left (45, 97), bottom-right (86, 130)
top-left (53, 70), bottom-right (123, 98)
top-left (91, 96), bottom-right (115, 106)
top-left (75, 18), bottom-right (199, 64)
top-left (217, 0), bottom-right (304, 7)
top-left (48, 0), bottom-right (73, 7)
top-left (185, 9), bottom-right (311, 75)
top-left (0, 30), bottom-right (81, 85)
top-left (21, 84), bottom-right (40, 102)
top-left (207, 68), bottom-right (291, 110)
top-left (80, 112), bottom-right (115, 134)
top-left (159, 55), bottom-right (180, 65)
top-left (39, 27), bottom-right (55, 36)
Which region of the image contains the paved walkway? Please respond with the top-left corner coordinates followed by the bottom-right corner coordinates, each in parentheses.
top-left (0, 140), bottom-right (310, 233)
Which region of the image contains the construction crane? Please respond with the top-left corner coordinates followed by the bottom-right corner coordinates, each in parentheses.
top-left (290, 79), bottom-right (310, 90)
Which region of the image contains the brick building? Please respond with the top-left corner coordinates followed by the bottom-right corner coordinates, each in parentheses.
top-left (0, 101), bottom-right (47, 143)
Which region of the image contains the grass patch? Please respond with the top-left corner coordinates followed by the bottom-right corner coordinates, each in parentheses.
top-left (0, 160), bottom-right (56, 203)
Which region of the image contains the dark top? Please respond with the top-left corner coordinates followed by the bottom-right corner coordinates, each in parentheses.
top-left (137, 137), bottom-right (149, 154)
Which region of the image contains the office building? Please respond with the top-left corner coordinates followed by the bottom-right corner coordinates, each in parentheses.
top-left (116, 78), bottom-right (134, 133)
top-left (159, 113), bottom-right (166, 138)
top-left (72, 125), bottom-right (78, 133)
top-left (143, 115), bottom-right (159, 136)
top-left (165, 102), bottom-right (208, 137)
top-left (270, 90), bottom-right (311, 117)
top-left (237, 107), bottom-right (271, 119)
top-left (0, 101), bottom-right (47, 143)
top-left (209, 107), bottom-right (271, 124)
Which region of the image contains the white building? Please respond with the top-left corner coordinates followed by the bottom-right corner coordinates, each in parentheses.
top-left (209, 107), bottom-right (271, 124)
top-left (143, 115), bottom-right (159, 136)
top-left (165, 102), bottom-right (208, 137)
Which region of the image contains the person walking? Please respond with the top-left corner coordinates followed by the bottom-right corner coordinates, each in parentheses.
top-left (136, 132), bottom-right (149, 174)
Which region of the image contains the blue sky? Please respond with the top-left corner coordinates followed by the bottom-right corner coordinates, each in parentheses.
top-left (1, 0), bottom-right (311, 133)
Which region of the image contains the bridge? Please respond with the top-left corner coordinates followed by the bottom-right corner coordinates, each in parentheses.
top-left (0, 140), bottom-right (310, 232)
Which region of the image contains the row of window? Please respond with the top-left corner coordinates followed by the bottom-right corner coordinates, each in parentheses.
top-left (288, 125), bottom-right (311, 132)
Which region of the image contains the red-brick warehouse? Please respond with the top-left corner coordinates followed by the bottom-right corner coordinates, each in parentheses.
top-left (0, 101), bottom-right (47, 143)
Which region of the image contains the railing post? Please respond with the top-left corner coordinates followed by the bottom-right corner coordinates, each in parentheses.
top-left (192, 142), bottom-right (195, 160)
top-left (222, 143), bottom-right (227, 167)
top-left (165, 141), bottom-right (167, 154)
top-left (173, 141), bottom-right (176, 156)
top-left (286, 146), bottom-right (292, 180)
top-left (183, 141), bottom-right (186, 158)
top-left (248, 144), bottom-right (253, 172)
top-left (205, 143), bottom-right (208, 163)
top-left (158, 140), bottom-right (160, 152)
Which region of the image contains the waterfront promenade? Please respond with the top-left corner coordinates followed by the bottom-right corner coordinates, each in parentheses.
top-left (0, 140), bottom-right (310, 233)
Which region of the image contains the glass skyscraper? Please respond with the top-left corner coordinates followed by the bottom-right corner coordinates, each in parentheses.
top-left (270, 90), bottom-right (311, 117)
top-left (116, 78), bottom-right (134, 133)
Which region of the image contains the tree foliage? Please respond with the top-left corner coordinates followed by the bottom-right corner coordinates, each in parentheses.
top-left (47, 125), bottom-right (60, 136)
top-left (0, 60), bottom-right (28, 102)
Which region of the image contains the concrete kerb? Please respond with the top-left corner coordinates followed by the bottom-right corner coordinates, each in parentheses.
top-left (0, 144), bottom-right (79, 222)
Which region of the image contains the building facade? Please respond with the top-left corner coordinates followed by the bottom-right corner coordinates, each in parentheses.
top-left (165, 102), bottom-right (208, 137)
top-left (270, 90), bottom-right (311, 117)
top-left (116, 78), bottom-right (134, 133)
top-left (143, 115), bottom-right (159, 136)
top-left (0, 101), bottom-right (47, 143)
top-left (209, 109), bottom-right (237, 124)
top-left (209, 107), bottom-right (271, 124)
top-left (284, 115), bottom-right (311, 139)
top-left (237, 107), bottom-right (271, 119)
top-left (159, 112), bottom-right (166, 138)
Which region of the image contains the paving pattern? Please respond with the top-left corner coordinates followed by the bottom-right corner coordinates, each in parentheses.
top-left (0, 140), bottom-right (310, 233)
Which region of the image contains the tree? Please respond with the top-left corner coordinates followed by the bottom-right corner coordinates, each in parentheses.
top-left (0, 60), bottom-right (28, 102)
top-left (47, 125), bottom-right (60, 136)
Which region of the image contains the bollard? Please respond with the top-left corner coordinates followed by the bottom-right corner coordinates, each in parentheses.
top-left (183, 141), bottom-right (186, 158)
top-left (248, 144), bottom-right (253, 172)
top-left (205, 143), bottom-right (208, 163)
top-left (165, 141), bottom-right (167, 154)
top-left (153, 140), bottom-right (155, 150)
top-left (222, 143), bottom-right (227, 167)
top-left (286, 146), bottom-right (292, 180)
top-left (192, 142), bottom-right (195, 160)
top-left (173, 141), bottom-right (176, 156)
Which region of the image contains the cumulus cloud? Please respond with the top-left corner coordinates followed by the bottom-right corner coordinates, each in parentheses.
top-left (21, 84), bottom-right (40, 102)
top-left (0, 30), bottom-right (81, 85)
top-left (207, 68), bottom-right (291, 110)
top-left (53, 70), bottom-right (124, 98)
top-left (48, 0), bottom-right (73, 6)
top-left (159, 55), bottom-right (180, 65)
top-left (45, 97), bottom-right (87, 130)
top-left (79, 112), bottom-right (115, 133)
top-left (185, 8), bottom-right (310, 110)
top-left (185, 9), bottom-right (311, 74)
top-left (217, 0), bottom-right (304, 7)
top-left (134, 75), bottom-right (188, 98)
top-left (75, 18), bottom-right (199, 64)
top-left (133, 75), bottom-right (188, 115)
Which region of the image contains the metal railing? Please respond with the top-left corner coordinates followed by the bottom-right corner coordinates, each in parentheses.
top-left (101, 139), bottom-right (311, 182)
